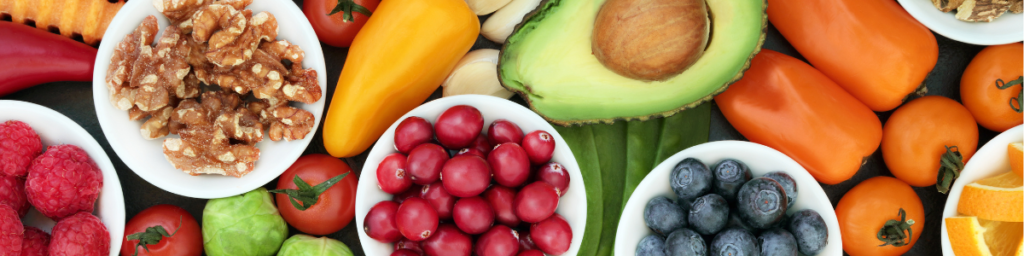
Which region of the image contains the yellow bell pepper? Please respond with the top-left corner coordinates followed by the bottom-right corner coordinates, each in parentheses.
top-left (323, 0), bottom-right (479, 158)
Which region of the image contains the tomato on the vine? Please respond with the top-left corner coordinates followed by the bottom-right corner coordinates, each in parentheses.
top-left (836, 176), bottom-right (924, 256)
top-left (303, 0), bottom-right (379, 47)
top-left (121, 204), bottom-right (202, 256)
top-left (272, 154), bottom-right (358, 235)
top-left (961, 42), bottom-right (1023, 132)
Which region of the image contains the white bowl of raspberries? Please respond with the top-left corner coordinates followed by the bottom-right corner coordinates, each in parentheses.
top-left (0, 100), bottom-right (125, 256)
top-left (354, 95), bottom-right (586, 256)
top-left (614, 140), bottom-right (842, 256)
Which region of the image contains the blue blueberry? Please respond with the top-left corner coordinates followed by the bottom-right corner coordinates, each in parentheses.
top-left (786, 209), bottom-right (828, 255)
top-left (665, 228), bottom-right (707, 256)
top-left (645, 196), bottom-right (687, 236)
top-left (758, 228), bottom-right (798, 256)
top-left (671, 158), bottom-right (713, 204)
top-left (637, 234), bottom-right (668, 256)
top-left (688, 193), bottom-right (729, 235)
top-left (762, 172), bottom-right (798, 209)
top-left (710, 228), bottom-right (758, 256)
top-left (737, 177), bottom-right (788, 229)
top-left (712, 159), bottom-right (751, 203)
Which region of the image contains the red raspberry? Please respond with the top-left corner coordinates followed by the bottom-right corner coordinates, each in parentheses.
top-left (0, 175), bottom-right (28, 217)
top-left (25, 145), bottom-right (103, 220)
top-left (0, 204), bottom-right (24, 256)
top-left (0, 120), bottom-right (42, 177)
top-left (21, 226), bottom-right (49, 256)
top-left (48, 212), bottom-right (109, 256)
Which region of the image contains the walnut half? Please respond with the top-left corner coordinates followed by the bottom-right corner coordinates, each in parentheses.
top-left (932, 0), bottom-right (966, 12)
top-left (956, 0), bottom-right (1013, 22)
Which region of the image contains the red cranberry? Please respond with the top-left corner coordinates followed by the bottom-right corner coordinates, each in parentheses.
top-left (488, 119), bottom-right (524, 145)
top-left (396, 197), bottom-right (439, 241)
top-left (488, 143), bottom-right (531, 187)
top-left (441, 155), bottom-right (491, 197)
top-left (535, 162), bottom-right (570, 196)
top-left (518, 230), bottom-right (537, 251)
top-left (378, 153), bottom-right (412, 194)
top-left (391, 249), bottom-right (420, 256)
top-left (514, 182), bottom-right (559, 223)
top-left (434, 105), bottom-right (484, 149)
top-left (530, 214), bottom-right (572, 255)
top-left (483, 185), bottom-right (520, 227)
top-left (516, 250), bottom-right (545, 256)
top-left (407, 143), bottom-right (449, 185)
top-left (472, 134), bottom-right (493, 155)
top-left (452, 196), bottom-right (495, 235)
top-left (395, 238), bottom-right (424, 255)
top-left (421, 224), bottom-right (472, 256)
top-left (456, 148), bottom-right (486, 158)
top-left (364, 201), bottom-right (402, 243)
top-left (476, 225), bottom-right (521, 256)
top-left (522, 131), bottom-right (555, 165)
top-left (395, 116), bottom-right (434, 154)
top-left (420, 182), bottom-right (456, 220)
top-left (393, 184), bottom-right (422, 204)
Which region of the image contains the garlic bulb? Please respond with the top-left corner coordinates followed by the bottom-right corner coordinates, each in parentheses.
top-left (481, 0), bottom-right (543, 43)
top-left (466, 0), bottom-right (514, 15)
top-left (442, 49), bottom-right (515, 99)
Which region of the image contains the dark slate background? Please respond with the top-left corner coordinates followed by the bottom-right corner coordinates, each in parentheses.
top-left (0, 0), bottom-right (1000, 254)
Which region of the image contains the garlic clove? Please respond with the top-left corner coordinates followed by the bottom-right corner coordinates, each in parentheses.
top-left (481, 0), bottom-right (543, 43)
top-left (442, 49), bottom-right (514, 99)
top-left (466, 0), bottom-right (515, 15)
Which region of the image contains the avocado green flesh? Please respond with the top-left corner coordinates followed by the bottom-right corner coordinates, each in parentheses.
top-left (499, 0), bottom-right (764, 124)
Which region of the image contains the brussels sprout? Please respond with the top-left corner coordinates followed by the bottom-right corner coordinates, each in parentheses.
top-left (277, 234), bottom-right (354, 256)
top-left (203, 188), bottom-right (288, 256)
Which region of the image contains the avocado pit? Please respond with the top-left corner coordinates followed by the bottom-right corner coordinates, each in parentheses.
top-left (592, 0), bottom-right (710, 81)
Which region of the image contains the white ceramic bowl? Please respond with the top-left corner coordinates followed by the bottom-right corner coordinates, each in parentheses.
top-left (898, 0), bottom-right (1022, 45)
top-left (941, 125), bottom-right (1023, 255)
top-left (0, 100), bottom-right (125, 256)
top-left (614, 140), bottom-right (842, 256)
top-left (91, 0), bottom-right (326, 199)
top-left (354, 95), bottom-right (586, 255)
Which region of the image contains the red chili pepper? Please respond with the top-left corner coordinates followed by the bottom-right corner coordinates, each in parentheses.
top-left (0, 22), bottom-right (96, 97)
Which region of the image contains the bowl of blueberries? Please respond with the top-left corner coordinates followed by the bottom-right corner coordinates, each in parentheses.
top-left (614, 140), bottom-right (841, 256)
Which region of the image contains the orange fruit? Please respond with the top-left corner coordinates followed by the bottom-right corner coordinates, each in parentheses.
top-left (958, 172), bottom-right (1024, 222)
top-left (946, 216), bottom-right (1024, 256)
top-left (1010, 142), bottom-right (1022, 179)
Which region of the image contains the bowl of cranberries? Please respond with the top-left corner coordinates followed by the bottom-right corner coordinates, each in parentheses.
top-left (354, 95), bottom-right (586, 256)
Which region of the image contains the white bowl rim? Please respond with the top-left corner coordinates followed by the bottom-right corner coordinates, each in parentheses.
top-left (897, 0), bottom-right (1023, 45)
top-left (940, 125), bottom-right (1023, 255)
top-left (613, 140), bottom-right (842, 256)
top-left (0, 100), bottom-right (125, 256)
top-left (353, 94), bottom-right (587, 256)
top-left (90, 0), bottom-right (327, 199)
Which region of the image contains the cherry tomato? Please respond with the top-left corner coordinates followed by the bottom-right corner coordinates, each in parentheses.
top-left (836, 176), bottom-right (924, 256)
top-left (961, 43), bottom-right (1023, 132)
top-left (275, 154), bottom-right (358, 235)
top-left (121, 204), bottom-right (202, 256)
top-left (303, 0), bottom-right (380, 47)
top-left (882, 96), bottom-right (977, 190)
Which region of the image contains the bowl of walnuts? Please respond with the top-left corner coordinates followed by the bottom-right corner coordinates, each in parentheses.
top-left (92, 0), bottom-right (326, 199)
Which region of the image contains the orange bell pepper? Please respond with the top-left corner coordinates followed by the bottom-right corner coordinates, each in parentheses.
top-left (323, 0), bottom-right (479, 158)
top-left (716, 50), bottom-right (883, 185)
top-left (767, 0), bottom-right (938, 112)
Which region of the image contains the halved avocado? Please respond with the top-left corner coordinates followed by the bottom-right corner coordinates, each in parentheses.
top-left (498, 0), bottom-right (766, 125)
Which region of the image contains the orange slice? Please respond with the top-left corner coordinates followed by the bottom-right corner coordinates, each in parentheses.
top-left (946, 216), bottom-right (1024, 256)
top-left (1010, 142), bottom-right (1022, 179)
top-left (958, 172), bottom-right (1024, 222)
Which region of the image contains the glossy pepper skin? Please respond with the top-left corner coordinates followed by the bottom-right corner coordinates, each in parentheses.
top-left (716, 50), bottom-right (882, 185)
top-left (0, 22), bottom-right (96, 97)
top-left (323, 0), bottom-right (479, 158)
top-left (767, 0), bottom-right (938, 112)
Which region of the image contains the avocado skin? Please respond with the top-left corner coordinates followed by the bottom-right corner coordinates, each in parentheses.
top-left (498, 0), bottom-right (767, 126)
